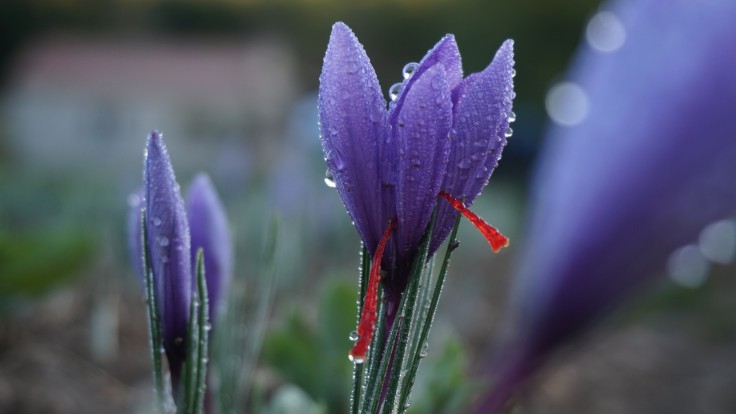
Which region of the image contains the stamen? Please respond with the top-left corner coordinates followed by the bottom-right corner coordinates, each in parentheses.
top-left (439, 191), bottom-right (509, 252)
top-left (349, 219), bottom-right (396, 363)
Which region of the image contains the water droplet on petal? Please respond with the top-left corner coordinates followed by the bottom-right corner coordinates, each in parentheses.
top-left (349, 330), bottom-right (359, 342)
top-left (510, 68), bottom-right (517, 78)
top-left (508, 111), bottom-right (517, 123)
top-left (161, 255), bottom-right (169, 264)
top-left (458, 158), bottom-right (472, 169)
top-left (410, 158), bottom-right (422, 167)
top-left (153, 217), bottom-right (162, 227)
top-left (402, 62), bottom-right (419, 79)
top-left (158, 236), bottom-right (169, 247)
top-left (505, 127), bottom-right (513, 138)
top-left (389, 83), bottom-right (402, 101)
top-left (324, 169), bottom-right (337, 188)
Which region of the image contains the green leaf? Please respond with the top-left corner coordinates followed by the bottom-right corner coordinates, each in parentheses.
top-left (141, 209), bottom-right (165, 413)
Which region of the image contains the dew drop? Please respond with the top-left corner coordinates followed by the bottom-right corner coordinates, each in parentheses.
top-left (158, 236), bottom-right (169, 247)
top-left (508, 111), bottom-right (517, 123)
top-left (511, 69), bottom-right (517, 78)
top-left (127, 193), bottom-right (141, 208)
top-left (161, 255), bottom-right (169, 264)
top-left (402, 62), bottom-right (419, 79)
top-left (389, 83), bottom-right (402, 101)
top-left (420, 342), bottom-right (429, 358)
top-left (153, 217), bottom-right (162, 227)
top-left (349, 330), bottom-right (359, 342)
top-left (348, 354), bottom-right (365, 364)
top-left (324, 169), bottom-right (337, 188)
top-left (410, 158), bottom-right (422, 167)
top-left (458, 158), bottom-right (472, 169)
top-left (505, 127), bottom-right (514, 138)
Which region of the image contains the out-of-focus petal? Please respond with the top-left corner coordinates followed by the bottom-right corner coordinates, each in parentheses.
top-left (319, 22), bottom-right (388, 253)
top-left (479, 0), bottom-right (736, 411)
top-left (187, 173), bottom-right (233, 322)
top-left (394, 64), bottom-right (453, 259)
top-left (433, 40), bottom-right (515, 254)
top-left (144, 130), bottom-right (191, 378)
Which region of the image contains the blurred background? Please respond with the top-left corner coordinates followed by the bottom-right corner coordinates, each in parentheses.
top-left (1, 0), bottom-right (735, 413)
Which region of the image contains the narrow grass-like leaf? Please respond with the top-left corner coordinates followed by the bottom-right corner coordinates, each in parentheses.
top-left (350, 244), bottom-right (370, 414)
top-left (358, 290), bottom-right (385, 411)
top-left (381, 213), bottom-right (436, 414)
top-left (141, 209), bottom-right (165, 413)
top-left (193, 248), bottom-right (210, 413)
top-left (183, 265), bottom-right (200, 413)
top-left (362, 277), bottom-right (411, 414)
top-left (397, 212), bottom-right (462, 412)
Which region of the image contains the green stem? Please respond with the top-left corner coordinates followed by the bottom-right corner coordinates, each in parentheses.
top-left (141, 209), bottom-right (165, 413)
top-left (397, 213), bottom-right (462, 412)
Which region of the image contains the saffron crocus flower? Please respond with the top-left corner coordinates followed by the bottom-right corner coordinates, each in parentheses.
top-left (478, 0), bottom-right (736, 411)
top-left (187, 173), bottom-right (233, 320)
top-left (144, 130), bottom-right (192, 383)
top-left (130, 133), bottom-right (234, 386)
top-left (319, 22), bottom-right (515, 358)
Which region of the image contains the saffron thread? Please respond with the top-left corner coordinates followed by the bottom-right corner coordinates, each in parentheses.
top-left (349, 219), bottom-right (396, 363)
top-left (439, 191), bottom-right (509, 252)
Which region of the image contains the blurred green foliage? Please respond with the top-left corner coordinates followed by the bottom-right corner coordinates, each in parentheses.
top-left (263, 278), bottom-right (477, 413)
top-left (0, 226), bottom-right (93, 305)
top-left (263, 279), bottom-right (355, 412)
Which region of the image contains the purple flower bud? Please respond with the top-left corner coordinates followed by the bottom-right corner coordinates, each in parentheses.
top-left (144, 130), bottom-right (191, 382)
top-left (479, 0), bottom-right (736, 411)
top-left (319, 22), bottom-right (515, 302)
top-left (186, 173), bottom-right (233, 322)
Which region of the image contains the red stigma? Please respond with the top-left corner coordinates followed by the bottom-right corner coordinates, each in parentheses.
top-left (349, 219), bottom-right (396, 363)
top-left (439, 191), bottom-right (509, 252)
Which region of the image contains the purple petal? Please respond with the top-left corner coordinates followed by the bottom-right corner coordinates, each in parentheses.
top-left (394, 64), bottom-right (453, 258)
top-left (144, 130), bottom-right (191, 378)
top-left (126, 188), bottom-right (144, 285)
top-left (480, 0), bottom-right (736, 411)
top-left (388, 34), bottom-right (463, 124)
top-left (186, 173), bottom-right (232, 322)
top-left (432, 40), bottom-right (515, 254)
top-left (319, 22), bottom-right (389, 253)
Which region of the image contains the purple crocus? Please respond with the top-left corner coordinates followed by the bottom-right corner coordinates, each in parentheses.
top-left (144, 130), bottom-right (192, 383)
top-left (130, 132), bottom-right (234, 388)
top-left (478, 0), bottom-right (736, 411)
top-left (319, 22), bottom-right (515, 347)
top-left (186, 173), bottom-right (233, 321)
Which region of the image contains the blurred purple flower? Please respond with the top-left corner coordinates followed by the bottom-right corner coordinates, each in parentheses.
top-left (129, 132), bottom-right (234, 387)
top-left (186, 173), bottom-right (233, 321)
top-left (144, 130), bottom-right (192, 383)
top-left (478, 0), bottom-right (736, 411)
top-left (319, 22), bottom-right (515, 315)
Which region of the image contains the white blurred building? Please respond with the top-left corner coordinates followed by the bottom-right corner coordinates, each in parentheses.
top-left (2, 35), bottom-right (298, 184)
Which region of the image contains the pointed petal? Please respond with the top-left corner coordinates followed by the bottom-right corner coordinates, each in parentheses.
top-left (432, 40), bottom-right (515, 254)
top-left (395, 65), bottom-right (453, 258)
top-left (319, 22), bottom-right (388, 252)
top-left (388, 34), bottom-right (463, 124)
top-left (144, 130), bottom-right (191, 374)
top-left (187, 173), bottom-right (232, 322)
